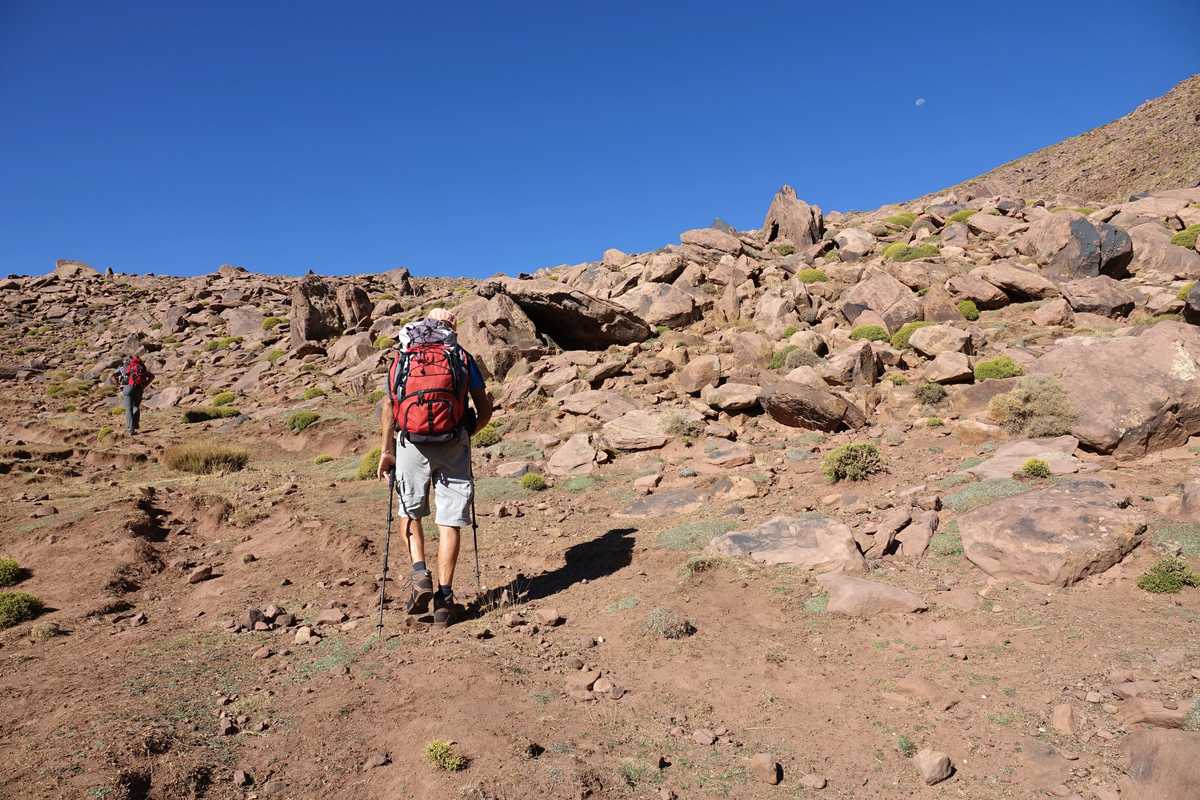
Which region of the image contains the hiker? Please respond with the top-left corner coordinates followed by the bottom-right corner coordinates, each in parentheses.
top-left (109, 355), bottom-right (154, 435)
top-left (376, 307), bottom-right (493, 628)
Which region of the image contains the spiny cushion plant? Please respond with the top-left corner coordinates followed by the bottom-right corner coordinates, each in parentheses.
top-left (916, 382), bottom-right (947, 405)
top-left (287, 411), bottom-right (320, 433)
top-left (424, 740), bottom-right (467, 772)
top-left (883, 242), bottom-right (939, 262)
top-left (1178, 281), bottom-right (1196, 301)
top-left (302, 386), bottom-right (327, 400)
top-left (211, 390), bottom-right (236, 407)
top-left (0, 558), bottom-right (23, 587)
top-left (988, 376), bottom-right (1074, 437)
top-left (1020, 458), bottom-right (1052, 479)
top-left (471, 423), bottom-right (501, 447)
top-left (261, 316), bottom-right (285, 331)
top-left (850, 324), bottom-right (889, 342)
top-left (796, 268), bottom-right (828, 284)
top-left (974, 356), bottom-right (1023, 381)
top-left (957, 299), bottom-right (980, 321)
top-left (183, 406), bottom-right (240, 423)
top-left (373, 335), bottom-right (396, 350)
top-left (885, 211), bottom-right (917, 228)
top-left (520, 473), bottom-right (548, 491)
top-left (821, 443), bottom-right (883, 482)
top-left (890, 321), bottom-right (931, 349)
top-left (946, 209), bottom-right (976, 223)
top-left (1137, 556), bottom-right (1200, 594)
top-left (357, 447), bottom-right (381, 480)
top-left (1170, 224), bottom-right (1200, 250)
top-left (164, 441), bottom-right (250, 474)
top-left (0, 592), bottom-right (43, 630)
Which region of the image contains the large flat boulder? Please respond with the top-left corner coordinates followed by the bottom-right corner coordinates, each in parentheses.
top-left (963, 436), bottom-right (1082, 480)
top-left (971, 261), bottom-right (1059, 301)
top-left (615, 283), bottom-right (698, 327)
top-left (1128, 224), bottom-right (1200, 279)
top-left (601, 409), bottom-right (671, 450)
top-left (1028, 322), bottom-right (1200, 457)
top-left (1061, 275), bottom-right (1135, 317)
top-left (481, 278), bottom-right (653, 350)
top-left (708, 515), bottom-right (864, 573)
top-left (680, 227), bottom-right (743, 254)
top-left (617, 475), bottom-right (757, 518)
top-left (959, 480), bottom-right (1145, 586)
top-left (454, 293), bottom-right (547, 379)
top-left (760, 380), bottom-right (867, 431)
top-left (840, 271), bottom-right (922, 333)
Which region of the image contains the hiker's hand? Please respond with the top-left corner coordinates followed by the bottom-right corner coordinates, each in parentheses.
top-left (376, 453), bottom-right (395, 481)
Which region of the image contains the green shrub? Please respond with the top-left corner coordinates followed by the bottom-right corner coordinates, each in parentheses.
top-left (356, 447), bottom-right (381, 481)
top-left (262, 316), bottom-right (286, 331)
top-left (1020, 458), bottom-right (1052, 479)
top-left (883, 242), bottom-right (939, 262)
top-left (287, 411), bottom-right (320, 433)
top-left (204, 335), bottom-right (243, 352)
top-left (946, 209), bottom-right (976, 224)
top-left (373, 335), bottom-right (396, 350)
top-left (944, 478), bottom-right (1031, 512)
top-left (1137, 557), bottom-right (1200, 594)
top-left (850, 324), bottom-right (889, 342)
top-left (821, 443), bottom-right (883, 482)
top-left (988, 376), bottom-right (1074, 437)
top-left (796, 268), bottom-right (828, 284)
top-left (773, 244), bottom-right (795, 256)
top-left (367, 388), bottom-right (385, 404)
top-left (96, 425), bottom-right (113, 442)
top-left (974, 356), bottom-right (1023, 381)
top-left (302, 386), bottom-right (327, 401)
top-left (520, 473), bottom-right (548, 491)
top-left (471, 423), bottom-right (501, 448)
top-left (1177, 281), bottom-right (1196, 301)
top-left (424, 740), bottom-right (467, 772)
top-left (957, 299), bottom-right (980, 321)
top-left (264, 348), bottom-right (286, 364)
top-left (1169, 225), bottom-right (1200, 250)
top-left (886, 373), bottom-right (908, 385)
top-left (916, 382), bottom-right (947, 405)
top-left (926, 417), bottom-right (944, 427)
top-left (183, 406), bottom-right (240, 423)
top-left (314, 454), bottom-right (334, 465)
top-left (0, 558), bottom-right (23, 587)
top-left (645, 607), bottom-right (695, 639)
top-left (0, 592), bottom-right (43, 630)
top-left (897, 735), bottom-right (917, 758)
top-left (164, 441), bottom-right (250, 474)
top-left (885, 211), bottom-right (917, 228)
top-left (890, 321), bottom-right (931, 349)
top-left (768, 345), bottom-right (798, 370)
top-left (782, 325), bottom-right (799, 338)
top-left (211, 390), bottom-right (236, 407)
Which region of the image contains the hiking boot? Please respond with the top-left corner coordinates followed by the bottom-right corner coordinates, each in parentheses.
top-left (405, 570), bottom-right (434, 615)
top-left (433, 591), bottom-right (456, 629)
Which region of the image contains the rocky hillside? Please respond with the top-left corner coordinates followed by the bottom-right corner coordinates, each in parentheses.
top-left (3, 157), bottom-right (1200, 796)
top-left (942, 74), bottom-right (1200, 204)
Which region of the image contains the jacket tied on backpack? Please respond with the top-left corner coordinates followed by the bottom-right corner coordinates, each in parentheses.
top-left (387, 319), bottom-right (471, 444)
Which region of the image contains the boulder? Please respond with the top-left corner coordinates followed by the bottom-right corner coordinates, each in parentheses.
top-left (908, 324), bottom-right (970, 357)
top-left (1128, 224), bottom-right (1200, 279)
top-left (643, 252), bottom-right (686, 283)
top-left (602, 410), bottom-right (670, 450)
top-left (924, 351), bottom-right (973, 384)
top-left (761, 185), bottom-right (824, 247)
top-left (327, 332), bottom-right (375, 366)
top-left (819, 341), bottom-right (879, 386)
top-left (816, 574), bottom-right (927, 616)
top-left (1185, 282), bottom-right (1200, 325)
top-left (221, 307), bottom-right (266, 339)
top-left (1016, 212), bottom-right (1133, 280)
top-left (963, 436), bottom-right (1082, 480)
top-left (959, 480), bottom-right (1145, 586)
top-left (680, 227), bottom-right (742, 254)
top-left (914, 750), bottom-right (954, 786)
top-left (701, 382), bottom-right (761, 412)
top-left (1028, 322), bottom-right (1200, 457)
top-left (1032, 298), bottom-right (1075, 326)
top-left (547, 433), bottom-right (600, 476)
top-left (676, 354), bottom-right (722, 394)
top-left (945, 274), bottom-right (1009, 309)
top-left (1061, 275), bottom-right (1135, 317)
top-left (289, 274), bottom-right (345, 347)
top-left (971, 262), bottom-right (1059, 301)
top-left (752, 290), bottom-right (802, 337)
top-left (966, 213), bottom-right (1028, 238)
top-left (840, 271), bottom-right (922, 333)
top-left (54, 259), bottom-right (100, 280)
top-left (708, 515), bottom-right (864, 572)
top-left (481, 278), bottom-right (652, 350)
top-left (616, 283), bottom-right (698, 327)
top-left (833, 227), bottom-right (876, 261)
top-left (455, 293), bottom-right (547, 380)
top-left (558, 390), bottom-right (637, 422)
top-left (760, 380), bottom-right (867, 431)
top-left (335, 284), bottom-right (372, 328)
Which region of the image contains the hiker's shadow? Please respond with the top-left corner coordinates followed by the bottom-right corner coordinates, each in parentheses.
top-left (465, 527), bottom-right (636, 617)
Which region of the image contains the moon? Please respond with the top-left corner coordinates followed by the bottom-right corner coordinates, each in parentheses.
top-left (915, 97), bottom-right (926, 108)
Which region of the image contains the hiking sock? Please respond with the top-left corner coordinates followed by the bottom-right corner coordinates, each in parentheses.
top-left (438, 585), bottom-right (454, 603)
top-left (412, 560), bottom-right (427, 575)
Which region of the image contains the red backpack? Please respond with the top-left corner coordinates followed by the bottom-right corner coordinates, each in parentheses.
top-left (125, 357), bottom-right (150, 389)
top-left (387, 338), bottom-right (470, 443)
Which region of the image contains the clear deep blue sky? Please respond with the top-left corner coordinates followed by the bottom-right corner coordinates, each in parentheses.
top-left (2, 1), bottom-right (1197, 278)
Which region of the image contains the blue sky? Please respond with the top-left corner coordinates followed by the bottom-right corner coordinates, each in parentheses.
top-left (2, 1), bottom-right (1197, 278)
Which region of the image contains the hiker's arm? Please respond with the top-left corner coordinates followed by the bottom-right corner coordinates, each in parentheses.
top-left (469, 384), bottom-right (493, 434)
top-left (377, 399), bottom-right (396, 480)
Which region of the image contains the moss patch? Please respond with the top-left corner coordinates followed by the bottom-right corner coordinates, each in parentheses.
top-left (890, 320), bottom-right (931, 349)
top-left (974, 356), bottom-right (1023, 381)
top-left (850, 324), bottom-right (889, 342)
top-left (655, 519), bottom-right (737, 551)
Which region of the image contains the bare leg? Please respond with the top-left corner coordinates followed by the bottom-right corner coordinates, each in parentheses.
top-left (405, 517), bottom-right (426, 567)
top-left (437, 526), bottom-right (460, 589)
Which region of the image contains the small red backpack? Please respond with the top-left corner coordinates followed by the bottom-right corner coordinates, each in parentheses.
top-left (125, 357), bottom-right (150, 389)
top-left (387, 325), bottom-right (470, 443)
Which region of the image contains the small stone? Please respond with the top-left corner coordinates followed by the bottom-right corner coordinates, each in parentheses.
top-left (218, 720), bottom-right (237, 736)
top-left (232, 769), bottom-right (252, 786)
top-left (692, 728), bottom-right (717, 746)
top-left (1050, 703), bottom-right (1076, 736)
top-left (566, 670), bottom-right (600, 692)
top-left (593, 676), bottom-right (614, 694)
top-left (799, 773), bottom-right (827, 789)
top-left (188, 565), bottom-right (213, 583)
top-left (749, 753), bottom-right (781, 784)
top-left (534, 607), bottom-right (563, 626)
top-left (914, 749), bottom-right (953, 785)
top-left (251, 646), bottom-right (273, 660)
top-left (363, 752), bottom-right (391, 769)
top-left (315, 608), bottom-right (348, 625)
top-left (1085, 691), bottom-right (1103, 704)
top-left (294, 626), bottom-right (316, 645)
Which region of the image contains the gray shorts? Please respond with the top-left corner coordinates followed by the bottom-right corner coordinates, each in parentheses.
top-left (393, 430), bottom-right (474, 527)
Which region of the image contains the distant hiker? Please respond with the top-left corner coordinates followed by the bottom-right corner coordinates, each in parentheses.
top-left (377, 307), bottom-right (493, 628)
top-left (109, 355), bottom-right (154, 435)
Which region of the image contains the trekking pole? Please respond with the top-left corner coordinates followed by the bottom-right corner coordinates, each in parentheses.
top-left (469, 446), bottom-right (482, 597)
top-left (377, 469), bottom-right (395, 634)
